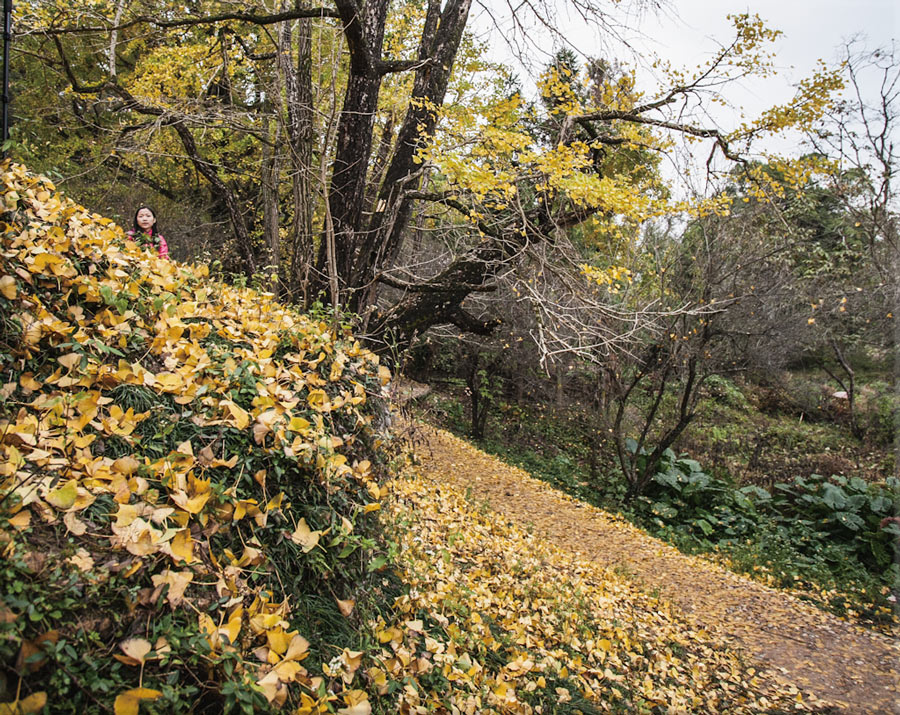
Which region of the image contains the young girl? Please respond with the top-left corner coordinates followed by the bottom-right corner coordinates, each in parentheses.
top-left (128, 205), bottom-right (170, 259)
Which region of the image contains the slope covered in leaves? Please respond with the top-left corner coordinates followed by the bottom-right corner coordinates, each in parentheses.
top-left (380, 444), bottom-right (824, 714)
top-left (0, 162), bottom-right (393, 713)
top-left (0, 162), bottom-right (875, 715)
top-left (398, 424), bottom-right (900, 712)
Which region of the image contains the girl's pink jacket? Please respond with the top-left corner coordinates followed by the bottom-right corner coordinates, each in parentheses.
top-left (127, 229), bottom-right (169, 259)
top-left (156, 235), bottom-right (169, 259)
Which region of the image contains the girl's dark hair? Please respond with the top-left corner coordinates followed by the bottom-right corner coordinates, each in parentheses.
top-left (132, 205), bottom-right (161, 236)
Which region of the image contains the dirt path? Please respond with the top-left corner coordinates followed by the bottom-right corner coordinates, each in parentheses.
top-left (410, 423), bottom-right (900, 714)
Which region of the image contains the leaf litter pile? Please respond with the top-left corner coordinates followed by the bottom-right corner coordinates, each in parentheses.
top-left (1, 161), bottom-right (896, 714)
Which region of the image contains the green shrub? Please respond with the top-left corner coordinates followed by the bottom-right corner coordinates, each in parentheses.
top-left (631, 449), bottom-right (899, 621)
top-left (703, 375), bottom-right (750, 410)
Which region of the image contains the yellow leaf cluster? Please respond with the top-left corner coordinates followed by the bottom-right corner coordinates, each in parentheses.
top-left (580, 265), bottom-right (634, 294)
top-left (0, 161), bottom-right (388, 711)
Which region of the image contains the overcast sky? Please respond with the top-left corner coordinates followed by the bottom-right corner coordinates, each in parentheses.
top-left (470, 0), bottom-right (896, 189)
top-left (474, 0), bottom-right (897, 104)
top-left (638, 1), bottom-right (896, 108)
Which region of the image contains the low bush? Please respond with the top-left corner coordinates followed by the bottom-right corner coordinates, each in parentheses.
top-left (631, 450), bottom-right (899, 623)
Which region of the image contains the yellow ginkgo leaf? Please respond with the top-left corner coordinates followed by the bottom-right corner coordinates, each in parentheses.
top-left (168, 528), bottom-right (194, 564)
top-left (341, 649), bottom-right (363, 673)
top-left (112, 456), bottom-right (140, 476)
top-left (220, 400), bottom-right (250, 429)
top-left (0, 274), bottom-right (17, 299)
top-left (154, 372), bottom-right (183, 391)
top-left (273, 659), bottom-right (303, 681)
top-left (70, 488), bottom-right (96, 512)
top-left (256, 670), bottom-right (286, 706)
top-left (266, 627), bottom-right (291, 655)
top-left (170, 490), bottom-right (211, 515)
top-left (289, 518), bottom-right (321, 553)
top-left (219, 607), bottom-right (242, 645)
top-left (283, 634), bottom-right (310, 662)
top-left (306, 389), bottom-right (330, 411)
top-left (0, 691), bottom-right (47, 715)
top-left (63, 511), bottom-right (87, 536)
top-left (18, 373), bottom-right (41, 391)
top-left (266, 493), bottom-right (284, 512)
top-left (116, 638), bottom-right (152, 666)
top-left (114, 503), bottom-right (139, 528)
top-left (113, 688), bottom-right (162, 715)
top-left (336, 598), bottom-right (355, 618)
top-left (57, 353), bottom-right (80, 370)
top-left (67, 548), bottom-right (94, 572)
top-left (9, 510), bottom-right (31, 529)
top-left (45, 480), bottom-right (77, 510)
top-left (151, 569), bottom-right (193, 608)
top-left (337, 690), bottom-right (371, 715)
top-left (288, 416), bottom-right (310, 432)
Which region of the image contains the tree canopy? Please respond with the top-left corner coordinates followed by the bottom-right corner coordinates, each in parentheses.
top-left (11, 0), bottom-right (853, 354)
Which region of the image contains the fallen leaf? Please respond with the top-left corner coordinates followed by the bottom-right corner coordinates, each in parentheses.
top-left (336, 598), bottom-right (355, 618)
top-left (115, 638), bottom-right (152, 667)
top-left (257, 670), bottom-right (287, 706)
top-left (168, 528), bottom-right (195, 564)
top-left (63, 511), bottom-right (87, 536)
top-left (337, 690), bottom-right (371, 715)
top-left (15, 631), bottom-right (58, 675)
top-left (150, 570), bottom-right (193, 608)
top-left (283, 634), bottom-right (310, 662)
top-left (45, 480), bottom-right (77, 510)
top-left (289, 518), bottom-right (321, 553)
top-left (67, 548), bottom-right (94, 571)
top-left (306, 389), bottom-right (331, 411)
top-left (0, 274), bottom-right (16, 299)
top-left (113, 688), bottom-right (162, 715)
top-left (0, 692), bottom-right (47, 714)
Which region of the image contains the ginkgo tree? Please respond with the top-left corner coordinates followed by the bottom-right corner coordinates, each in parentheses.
top-left (15, 0), bottom-right (844, 351)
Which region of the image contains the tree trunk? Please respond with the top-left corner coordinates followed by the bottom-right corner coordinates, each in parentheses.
top-left (280, 12), bottom-right (316, 302)
top-left (313, 0), bottom-right (390, 306)
top-left (356, 0), bottom-right (473, 313)
top-left (261, 113), bottom-right (282, 290)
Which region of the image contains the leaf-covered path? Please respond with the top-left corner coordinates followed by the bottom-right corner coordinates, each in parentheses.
top-left (411, 424), bottom-right (900, 713)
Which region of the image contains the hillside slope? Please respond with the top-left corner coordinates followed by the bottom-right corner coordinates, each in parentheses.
top-left (3, 163), bottom-right (887, 714)
top-left (0, 162), bottom-right (393, 713)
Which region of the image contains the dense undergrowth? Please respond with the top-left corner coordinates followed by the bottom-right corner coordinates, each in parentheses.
top-left (420, 380), bottom-right (899, 627)
top-left (0, 162), bottom-right (396, 713)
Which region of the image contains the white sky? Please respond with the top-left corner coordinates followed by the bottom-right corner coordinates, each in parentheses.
top-left (637, 1), bottom-right (896, 111)
top-left (474, 0), bottom-right (897, 105)
top-left (471, 0), bottom-right (897, 190)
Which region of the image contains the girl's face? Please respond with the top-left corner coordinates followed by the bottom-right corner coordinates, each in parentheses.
top-left (136, 208), bottom-right (156, 231)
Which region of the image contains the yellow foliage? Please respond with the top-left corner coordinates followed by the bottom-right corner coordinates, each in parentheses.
top-left (0, 161), bottom-right (391, 710)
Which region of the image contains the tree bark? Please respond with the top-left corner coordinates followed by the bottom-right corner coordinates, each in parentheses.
top-left (261, 113), bottom-right (282, 289)
top-left (314, 0), bottom-right (390, 304)
top-left (279, 12), bottom-right (316, 301)
top-left (356, 0), bottom-right (473, 312)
